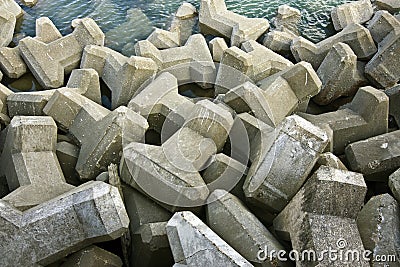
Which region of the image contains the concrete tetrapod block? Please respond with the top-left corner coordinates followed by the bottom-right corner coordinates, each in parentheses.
top-left (147, 3), bottom-right (197, 49)
top-left (357, 194), bottom-right (400, 266)
top-left (20, 0), bottom-right (38, 7)
top-left (0, 16), bottom-right (63, 79)
top-left (166, 211), bottom-right (253, 266)
top-left (291, 23), bottom-right (377, 69)
top-left (367, 11), bottom-right (400, 45)
top-left (299, 86), bottom-right (389, 154)
top-left (209, 37), bottom-right (228, 62)
top-left (19, 18), bottom-right (105, 89)
top-left (263, 30), bottom-right (298, 55)
top-left (243, 115), bottom-right (329, 214)
top-left (0, 181), bottom-right (129, 266)
top-left (314, 42), bottom-right (368, 105)
top-left (128, 72), bottom-right (194, 138)
top-left (274, 4), bottom-right (301, 37)
top-left (135, 34), bottom-right (216, 89)
top-left (345, 130), bottom-right (400, 181)
top-left (7, 68), bottom-right (102, 117)
top-left (331, 0), bottom-right (374, 31)
top-left (60, 245), bottom-right (123, 267)
top-left (389, 168), bottom-right (400, 201)
top-left (386, 85), bottom-right (400, 126)
top-left (376, 0), bottom-right (400, 14)
top-left (365, 28), bottom-right (400, 88)
top-left (215, 40), bottom-right (293, 94)
top-left (274, 166), bottom-right (368, 266)
top-left (206, 190), bottom-right (288, 266)
top-left (0, 116), bottom-right (74, 210)
top-left (0, 9), bottom-right (15, 47)
top-left (0, 0), bottom-right (23, 19)
top-left (314, 152), bottom-right (348, 171)
top-left (199, 0), bottom-right (269, 46)
top-left (56, 141), bottom-right (80, 186)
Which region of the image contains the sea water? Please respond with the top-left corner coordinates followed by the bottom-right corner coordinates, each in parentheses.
top-left (16, 0), bottom-right (354, 54)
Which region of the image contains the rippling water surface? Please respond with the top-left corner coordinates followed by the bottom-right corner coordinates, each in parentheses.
top-left (16, 0), bottom-right (353, 53)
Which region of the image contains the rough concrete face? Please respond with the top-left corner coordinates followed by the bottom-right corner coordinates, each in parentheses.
top-left (0, 9), bottom-right (16, 47)
top-left (315, 152), bottom-right (348, 171)
top-left (166, 211), bottom-right (253, 266)
top-left (367, 11), bottom-right (400, 45)
top-left (0, 116), bottom-right (74, 210)
top-left (274, 166), bottom-right (368, 266)
top-left (209, 37), bottom-right (228, 62)
top-left (19, 18), bottom-right (105, 89)
top-left (206, 190), bottom-right (287, 266)
top-left (314, 42), bottom-right (368, 105)
top-left (0, 0), bottom-right (23, 19)
top-left (215, 40), bottom-right (293, 94)
top-left (376, 0), bottom-right (400, 14)
top-left (147, 29), bottom-right (180, 49)
top-left (357, 194), bottom-right (400, 266)
top-left (128, 72), bottom-right (194, 138)
top-left (135, 34), bottom-right (216, 89)
top-left (60, 245), bottom-right (123, 267)
top-left (199, 0), bottom-right (269, 46)
top-left (331, 0), bottom-right (374, 31)
top-left (345, 130), bottom-right (400, 181)
top-left (291, 23), bottom-right (377, 69)
top-left (0, 16), bottom-right (62, 79)
top-left (0, 181), bottom-right (129, 266)
top-left (365, 29), bottom-right (400, 88)
top-left (81, 45), bottom-right (158, 109)
top-left (389, 168), bottom-right (400, 202)
top-left (263, 30), bottom-right (297, 54)
top-left (243, 115), bottom-right (329, 213)
top-left (275, 4), bottom-right (301, 34)
top-left (300, 86), bottom-right (389, 154)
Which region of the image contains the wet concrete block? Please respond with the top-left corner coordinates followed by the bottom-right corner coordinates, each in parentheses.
top-left (274, 166), bottom-right (368, 266)
top-left (209, 37), bottom-right (228, 62)
top-left (300, 86), bottom-right (389, 154)
top-left (207, 190), bottom-right (287, 266)
top-left (314, 42), bottom-right (368, 105)
top-left (60, 245), bottom-right (123, 267)
top-left (166, 211), bottom-right (253, 266)
top-left (367, 10), bottom-right (400, 45)
top-left (135, 34), bottom-right (216, 89)
top-left (243, 115), bottom-right (329, 213)
top-left (199, 0), bottom-right (269, 46)
top-left (331, 0), bottom-right (374, 31)
top-left (19, 18), bottom-right (104, 89)
top-left (345, 130), bottom-right (400, 181)
top-left (215, 40), bottom-right (293, 94)
top-left (291, 23), bottom-right (377, 69)
top-left (0, 9), bottom-right (16, 47)
top-left (357, 194), bottom-right (400, 266)
top-left (0, 181), bottom-right (129, 266)
top-left (0, 116), bottom-right (74, 210)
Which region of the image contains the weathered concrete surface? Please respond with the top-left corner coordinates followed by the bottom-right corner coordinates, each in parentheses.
top-left (365, 27), bottom-right (400, 88)
top-left (135, 34), bottom-right (216, 89)
top-left (274, 4), bottom-right (301, 34)
top-left (263, 30), bottom-right (297, 54)
top-left (0, 116), bottom-right (74, 210)
top-left (199, 0), bottom-right (269, 46)
top-left (19, 18), bottom-right (104, 89)
top-left (0, 181), bottom-right (129, 266)
top-left (331, 0), bottom-right (374, 31)
top-left (0, 9), bottom-right (16, 47)
top-left (300, 86), bottom-right (389, 154)
top-left (345, 130), bottom-right (400, 181)
top-left (0, 0), bottom-right (23, 19)
top-left (314, 42), bottom-right (368, 105)
top-left (357, 194), bottom-right (400, 266)
top-left (7, 68), bottom-right (102, 117)
top-left (209, 37), bottom-right (228, 62)
top-left (128, 72), bottom-right (194, 138)
top-left (81, 45), bottom-right (158, 109)
top-left (243, 115), bottom-right (329, 213)
top-left (389, 168), bottom-right (400, 201)
top-left (376, 0), bottom-right (400, 14)
top-left (215, 40), bottom-right (293, 94)
top-left (207, 190), bottom-right (287, 266)
top-left (368, 11), bottom-right (400, 45)
top-left (147, 29), bottom-right (180, 49)
top-left (60, 245), bottom-right (123, 267)
top-left (166, 211), bottom-right (253, 266)
top-left (224, 61), bottom-right (321, 127)
top-left (314, 152), bottom-right (348, 171)
top-left (291, 23), bottom-right (377, 69)
top-left (274, 166), bottom-right (368, 266)
top-left (0, 17), bottom-right (62, 79)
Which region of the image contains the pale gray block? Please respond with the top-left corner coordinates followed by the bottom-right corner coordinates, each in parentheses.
top-left (262, 30), bottom-right (297, 54)
top-left (331, 0), bottom-right (374, 31)
top-left (66, 68), bottom-right (102, 104)
top-left (367, 11), bottom-right (400, 44)
top-left (60, 245), bottom-right (123, 267)
top-left (170, 3), bottom-right (198, 45)
top-left (0, 0), bottom-right (23, 19)
top-left (274, 4), bottom-right (301, 34)
top-left (209, 37), bottom-right (228, 62)
top-left (0, 9), bottom-right (16, 47)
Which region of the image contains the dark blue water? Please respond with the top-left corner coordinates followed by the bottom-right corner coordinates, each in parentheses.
top-left (15, 0), bottom-right (354, 55)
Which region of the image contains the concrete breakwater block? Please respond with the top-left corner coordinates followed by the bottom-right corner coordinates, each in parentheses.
top-left (331, 0), bottom-right (374, 31)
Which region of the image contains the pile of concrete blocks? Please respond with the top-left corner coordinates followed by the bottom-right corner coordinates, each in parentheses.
top-left (1, 0), bottom-right (400, 266)
top-left (199, 0), bottom-right (270, 46)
